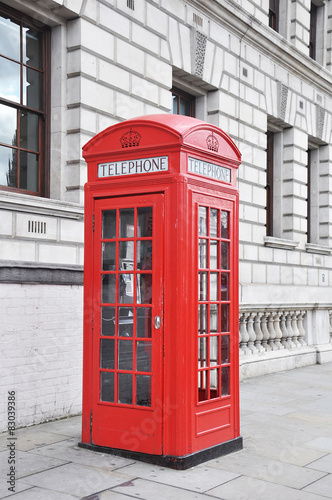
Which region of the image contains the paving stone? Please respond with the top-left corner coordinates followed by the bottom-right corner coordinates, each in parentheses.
top-left (112, 478), bottom-right (215, 499)
top-left (304, 437), bottom-right (332, 453)
top-left (0, 449), bottom-right (67, 480)
top-left (2, 486), bottom-right (78, 499)
top-left (306, 454), bottom-right (332, 474)
top-left (303, 473), bottom-right (332, 497)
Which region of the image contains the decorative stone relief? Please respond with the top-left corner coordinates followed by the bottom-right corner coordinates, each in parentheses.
top-left (317, 105), bottom-right (325, 140)
top-left (279, 83), bottom-right (288, 121)
top-left (194, 31), bottom-right (207, 78)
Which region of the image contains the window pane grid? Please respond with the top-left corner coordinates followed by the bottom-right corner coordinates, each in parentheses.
top-left (198, 205), bottom-right (231, 403)
top-left (100, 207), bottom-right (153, 407)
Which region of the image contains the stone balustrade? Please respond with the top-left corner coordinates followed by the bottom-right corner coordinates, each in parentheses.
top-left (239, 307), bottom-right (307, 356)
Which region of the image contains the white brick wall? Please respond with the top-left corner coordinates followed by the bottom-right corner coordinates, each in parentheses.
top-left (0, 284), bottom-right (83, 432)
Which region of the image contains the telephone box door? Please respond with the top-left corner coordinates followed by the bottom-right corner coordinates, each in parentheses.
top-left (91, 194), bottom-right (164, 454)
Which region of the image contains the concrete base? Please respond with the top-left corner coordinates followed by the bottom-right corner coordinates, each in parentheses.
top-left (316, 344), bottom-right (332, 364)
top-left (239, 346), bottom-right (317, 381)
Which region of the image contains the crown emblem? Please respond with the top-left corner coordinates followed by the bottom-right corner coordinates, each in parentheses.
top-left (206, 133), bottom-right (219, 152)
top-left (120, 128), bottom-right (141, 148)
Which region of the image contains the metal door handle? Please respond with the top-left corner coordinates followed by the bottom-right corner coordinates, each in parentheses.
top-left (155, 316), bottom-right (161, 329)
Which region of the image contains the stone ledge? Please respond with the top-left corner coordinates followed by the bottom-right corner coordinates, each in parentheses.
top-left (0, 261), bottom-right (83, 285)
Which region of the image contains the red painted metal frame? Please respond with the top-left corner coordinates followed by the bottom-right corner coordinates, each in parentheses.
top-left (82, 114), bottom-right (241, 462)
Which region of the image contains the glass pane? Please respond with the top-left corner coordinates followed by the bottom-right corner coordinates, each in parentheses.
top-left (220, 304), bottom-right (229, 332)
top-left (0, 16), bottom-right (20, 60)
top-left (137, 240), bottom-right (152, 270)
top-left (101, 274), bottom-right (116, 304)
top-left (198, 337), bottom-right (207, 367)
top-left (210, 241), bottom-right (218, 269)
top-left (198, 272), bottom-right (207, 301)
top-left (0, 58), bottom-right (20, 103)
top-left (136, 341), bottom-right (151, 371)
top-left (210, 369), bottom-right (219, 395)
top-left (20, 111), bottom-right (39, 151)
top-left (198, 206), bottom-right (207, 236)
top-left (210, 209), bottom-right (218, 236)
top-left (102, 210), bottom-right (116, 239)
top-left (119, 241), bottom-right (134, 268)
top-left (179, 96), bottom-right (191, 116)
top-left (0, 145), bottom-right (16, 187)
top-left (118, 274), bottom-right (134, 303)
top-left (100, 339), bottom-right (115, 369)
top-left (210, 336), bottom-right (218, 364)
top-left (221, 335), bottom-right (229, 364)
top-left (221, 366), bottom-right (230, 396)
top-left (210, 273), bottom-right (218, 301)
top-left (100, 371), bottom-right (114, 402)
top-left (198, 370), bottom-right (208, 401)
top-left (198, 304), bottom-right (207, 335)
top-left (118, 373), bottom-right (132, 404)
top-left (118, 339), bottom-right (133, 370)
top-left (137, 274), bottom-right (152, 304)
top-left (23, 27), bottom-right (43, 70)
top-left (0, 105), bottom-right (17, 145)
top-left (118, 307), bottom-right (133, 337)
top-left (101, 307), bottom-right (115, 336)
top-left (136, 375), bottom-right (151, 406)
top-left (137, 207), bottom-right (153, 237)
top-left (220, 274), bottom-right (229, 301)
top-left (120, 208), bottom-right (134, 238)
top-left (137, 307), bottom-right (152, 338)
top-left (172, 95), bottom-right (178, 114)
top-left (198, 240), bottom-right (207, 268)
top-left (102, 242), bottom-right (116, 270)
top-left (210, 304), bottom-right (219, 332)
top-left (221, 242), bottom-right (229, 270)
top-left (220, 211), bottom-right (229, 239)
top-left (23, 66), bottom-right (43, 110)
top-left (19, 151), bottom-right (39, 191)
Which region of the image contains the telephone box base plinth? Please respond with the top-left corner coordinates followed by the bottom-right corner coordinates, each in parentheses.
top-left (78, 437), bottom-right (243, 470)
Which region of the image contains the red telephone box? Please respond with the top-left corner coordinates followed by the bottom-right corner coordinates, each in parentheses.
top-left (80, 114), bottom-right (242, 469)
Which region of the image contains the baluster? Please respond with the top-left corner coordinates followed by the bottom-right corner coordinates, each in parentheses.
top-left (254, 312), bottom-right (265, 352)
top-left (291, 310), bottom-right (300, 346)
top-left (280, 311), bottom-right (288, 348)
top-left (329, 311), bottom-right (332, 344)
top-left (268, 311), bottom-right (278, 350)
top-left (247, 312), bottom-right (258, 354)
top-left (297, 310), bottom-right (306, 346)
top-left (273, 311), bottom-right (284, 350)
top-left (285, 312), bottom-right (296, 348)
top-left (261, 311), bottom-right (271, 351)
top-left (239, 312), bottom-right (250, 355)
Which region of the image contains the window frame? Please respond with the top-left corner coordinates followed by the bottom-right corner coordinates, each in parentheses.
top-left (269, 0), bottom-right (279, 32)
top-left (171, 87), bottom-right (196, 117)
top-left (0, 3), bottom-right (50, 197)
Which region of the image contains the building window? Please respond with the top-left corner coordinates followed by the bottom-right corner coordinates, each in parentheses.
top-left (0, 5), bottom-right (49, 196)
top-left (171, 87), bottom-right (195, 117)
top-left (266, 131), bottom-right (274, 236)
top-left (309, 3), bottom-right (318, 60)
top-left (269, 0), bottom-right (279, 32)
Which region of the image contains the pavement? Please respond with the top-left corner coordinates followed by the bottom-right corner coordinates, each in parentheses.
top-left (1, 362), bottom-right (332, 500)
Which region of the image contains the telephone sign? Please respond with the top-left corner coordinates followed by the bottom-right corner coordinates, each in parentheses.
top-left (80, 114), bottom-right (242, 469)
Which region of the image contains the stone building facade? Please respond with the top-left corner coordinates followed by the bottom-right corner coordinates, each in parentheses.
top-left (0, 0), bottom-right (331, 430)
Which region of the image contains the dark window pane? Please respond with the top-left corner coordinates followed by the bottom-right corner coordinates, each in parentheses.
top-left (198, 337), bottom-right (207, 368)
top-left (23, 66), bottom-right (43, 110)
top-left (220, 304), bottom-right (229, 332)
top-left (210, 369), bottom-right (219, 396)
top-left (221, 242), bottom-right (229, 270)
top-left (102, 274), bottom-right (116, 304)
top-left (198, 272), bottom-right (207, 301)
top-left (220, 211), bottom-right (229, 239)
top-left (220, 274), bottom-right (229, 301)
top-left (118, 274), bottom-right (134, 303)
top-left (0, 16), bottom-right (20, 60)
top-left (198, 304), bottom-right (207, 335)
top-left (221, 366), bottom-right (230, 396)
top-left (19, 151), bottom-right (39, 191)
top-left (23, 27), bottom-right (43, 70)
top-left (137, 240), bottom-right (152, 270)
top-left (172, 95), bottom-right (178, 114)
top-left (179, 97), bottom-right (191, 116)
top-left (136, 307), bottom-right (152, 338)
top-left (199, 240), bottom-right (207, 268)
top-left (198, 206), bottom-right (207, 236)
top-left (198, 370), bottom-right (208, 401)
top-left (102, 210), bottom-right (116, 239)
top-left (221, 335), bottom-right (229, 364)
top-left (102, 242), bottom-right (116, 271)
top-left (100, 339), bottom-right (115, 369)
top-left (137, 207), bottom-right (153, 237)
top-left (0, 57), bottom-right (20, 103)
top-left (136, 375), bottom-right (151, 406)
top-left (118, 339), bottom-right (133, 370)
top-left (0, 104), bottom-right (17, 145)
top-left (210, 209), bottom-right (218, 236)
top-left (210, 304), bottom-right (219, 332)
top-left (120, 208), bottom-right (134, 238)
top-left (0, 145), bottom-right (16, 187)
top-left (118, 307), bottom-right (133, 337)
top-left (100, 371), bottom-right (114, 402)
top-left (101, 307), bottom-right (115, 336)
top-left (20, 111), bottom-right (39, 151)
top-left (136, 340), bottom-right (151, 372)
top-left (118, 373), bottom-right (132, 404)
top-left (210, 336), bottom-right (218, 365)
top-left (119, 240), bottom-right (134, 267)
top-left (137, 273), bottom-right (152, 304)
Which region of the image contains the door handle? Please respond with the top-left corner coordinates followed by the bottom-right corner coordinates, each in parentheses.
top-left (154, 316), bottom-right (161, 329)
